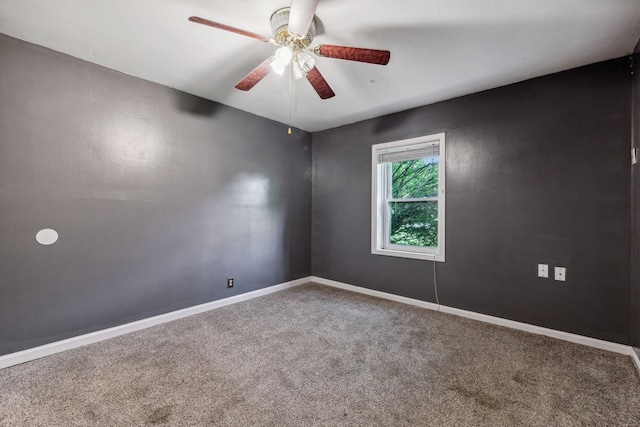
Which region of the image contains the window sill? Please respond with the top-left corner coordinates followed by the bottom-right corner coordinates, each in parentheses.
top-left (371, 247), bottom-right (445, 262)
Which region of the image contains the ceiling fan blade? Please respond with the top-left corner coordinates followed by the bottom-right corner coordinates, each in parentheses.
top-left (189, 16), bottom-right (270, 43)
top-left (288, 0), bottom-right (320, 37)
top-left (306, 66), bottom-right (335, 99)
top-left (235, 57), bottom-right (275, 91)
top-left (314, 44), bottom-right (390, 65)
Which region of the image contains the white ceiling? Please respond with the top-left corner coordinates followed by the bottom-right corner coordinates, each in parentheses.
top-left (1, 0), bottom-right (640, 132)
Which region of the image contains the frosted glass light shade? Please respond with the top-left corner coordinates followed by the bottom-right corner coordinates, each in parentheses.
top-left (270, 46), bottom-right (293, 75)
top-left (292, 61), bottom-right (304, 80)
top-left (275, 46), bottom-right (293, 64)
top-left (296, 51), bottom-right (315, 73)
top-left (292, 51), bottom-right (315, 79)
top-left (271, 59), bottom-right (287, 75)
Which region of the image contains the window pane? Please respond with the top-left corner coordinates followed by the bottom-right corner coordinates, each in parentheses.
top-left (391, 158), bottom-right (438, 199)
top-left (389, 201), bottom-right (438, 247)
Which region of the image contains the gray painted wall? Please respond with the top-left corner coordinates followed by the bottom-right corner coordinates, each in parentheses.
top-left (1, 29), bottom-right (636, 357)
top-left (312, 58), bottom-right (632, 344)
top-left (0, 34), bottom-right (311, 356)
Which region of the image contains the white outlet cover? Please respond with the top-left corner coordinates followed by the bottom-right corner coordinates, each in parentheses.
top-left (554, 267), bottom-right (567, 281)
top-left (537, 264), bottom-right (549, 278)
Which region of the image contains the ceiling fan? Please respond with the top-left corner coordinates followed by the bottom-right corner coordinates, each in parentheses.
top-left (189, 0), bottom-right (390, 100)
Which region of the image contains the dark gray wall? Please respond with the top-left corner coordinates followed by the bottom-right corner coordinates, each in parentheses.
top-left (312, 58), bottom-right (632, 344)
top-left (633, 40), bottom-right (640, 349)
top-left (0, 34), bottom-right (311, 356)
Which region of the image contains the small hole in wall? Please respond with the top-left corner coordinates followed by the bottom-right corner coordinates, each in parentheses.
top-left (36, 229), bottom-right (59, 246)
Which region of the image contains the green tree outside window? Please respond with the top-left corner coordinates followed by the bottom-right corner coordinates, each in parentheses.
top-left (389, 158), bottom-right (439, 247)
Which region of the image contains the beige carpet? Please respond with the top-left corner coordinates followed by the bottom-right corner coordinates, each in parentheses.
top-left (1, 283), bottom-right (639, 426)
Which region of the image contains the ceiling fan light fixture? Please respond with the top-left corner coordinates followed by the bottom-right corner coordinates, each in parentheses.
top-left (270, 46), bottom-right (293, 75)
top-left (270, 59), bottom-right (287, 76)
top-left (275, 46), bottom-right (293, 64)
top-left (292, 61), bottom-right (304, 80)
top-left (292, 51), bottom-right (315, 80)
top-left (297, 51), bottom-right (315, 72)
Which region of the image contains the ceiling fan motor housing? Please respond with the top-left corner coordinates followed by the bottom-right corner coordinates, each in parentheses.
top-left (270, 7), bottom-right (316, 47)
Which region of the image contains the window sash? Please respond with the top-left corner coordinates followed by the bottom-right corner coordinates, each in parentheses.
top-left (382, 154), bottom-right (440, 250)
top-left (383, 200), bottom-right (439, 251)
top-left (382, 147), bottom-right (440, 201)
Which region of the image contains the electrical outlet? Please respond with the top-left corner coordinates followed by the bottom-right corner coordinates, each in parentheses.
top-left (537, 264), bottom-right (548, 278)
top-left (554, 267), bottom-right (566, 282)
top-left (227, 277), bottom-right (234, 288)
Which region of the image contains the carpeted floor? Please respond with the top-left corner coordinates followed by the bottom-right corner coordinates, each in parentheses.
top-left (1, 283), bottom-right (639, 426)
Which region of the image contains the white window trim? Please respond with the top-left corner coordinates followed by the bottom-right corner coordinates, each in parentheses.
top-left (371, 133), bottom-right (446, 262)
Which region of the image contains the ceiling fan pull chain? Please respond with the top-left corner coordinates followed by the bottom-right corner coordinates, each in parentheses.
top-left (288, 65), bottom-right (293, 135)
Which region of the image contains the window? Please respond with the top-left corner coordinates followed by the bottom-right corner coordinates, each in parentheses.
top-left (371, 133), bottom-right (445, 261)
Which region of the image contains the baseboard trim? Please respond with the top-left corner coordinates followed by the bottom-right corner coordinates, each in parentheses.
top-left (0, 277), bottom-right (310, 370)
top-left (312, 276), bottom-right (442, 311)
top-left (310, 276), bottom-right (632, 356)
top-left (3, 276), bottom-right (637, 372)
top-left (632, 348), bottom-right (640, 377)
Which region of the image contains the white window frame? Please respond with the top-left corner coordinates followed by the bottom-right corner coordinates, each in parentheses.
top-left (371, 133), bottom-right (446, 262)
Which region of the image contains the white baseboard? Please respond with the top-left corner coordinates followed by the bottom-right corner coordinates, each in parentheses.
top-left (3, 276), bottom-right (638, 374)
top-left (311, 276), bottom-right (633, 357)
top-left (313, 276), bottom-right (442, 311)
top-left (0, 277), bottom-right (310, 370)
top-left (632, 348), bottom-right (640, 377)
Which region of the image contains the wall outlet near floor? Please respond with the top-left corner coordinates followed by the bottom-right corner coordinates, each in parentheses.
top-left (537, 264), bottom-right (549, 278)
top-left (227, 277), bottom-right (234, 288)
top-left (554, 267), bottom-right (566, 282)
